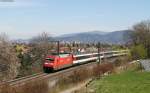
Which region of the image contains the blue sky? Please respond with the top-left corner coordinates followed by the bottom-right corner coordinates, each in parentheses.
top-left (0, 0), bottom-right (150, 39)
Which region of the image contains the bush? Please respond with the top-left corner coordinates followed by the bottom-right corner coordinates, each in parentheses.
top-left (0, 33), bottom-right (20, 81)
top-left (130, 44), bottom-right (147, 60)
top-left (0, 80), bottom-right (49, 93)
top-left (58, 68), bottom-right (90, 85)
top-left (17, 80), bottom-right (49, 93)
top-left (113, 57), bottom-right (129, 67)
top-left (93, 63), bottom-right (114, 77)
top-left (0, 83), bottom-right (11, 93)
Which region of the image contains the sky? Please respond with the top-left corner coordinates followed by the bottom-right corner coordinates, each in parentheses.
top-left (0, 0), bottom-right (150, 39)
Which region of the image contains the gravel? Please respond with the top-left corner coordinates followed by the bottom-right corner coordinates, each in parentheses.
top-left (139, 60), bottom-right (150, 71)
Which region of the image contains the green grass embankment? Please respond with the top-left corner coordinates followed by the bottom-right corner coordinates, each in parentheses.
top-left (89, 70), bottom-right (150, 93)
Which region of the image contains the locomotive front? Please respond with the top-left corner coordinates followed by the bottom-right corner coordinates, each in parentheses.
top-left (43, 55), bottom-right (57, 72)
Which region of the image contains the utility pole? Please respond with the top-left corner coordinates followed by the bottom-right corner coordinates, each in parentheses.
top-left (98, 42), bottom-right (101, 64)
top-left (57, 41), bottom-right (60, 55)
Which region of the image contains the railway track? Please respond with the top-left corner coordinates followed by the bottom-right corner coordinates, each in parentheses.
top-left (8, 73), bottom-right (47, 86)
top-left (0, 72), bottom-right (46, 86)
top-left (9, 61), bottom-right (98, 87)
top-left (0, 61), bottom-right (99, 88)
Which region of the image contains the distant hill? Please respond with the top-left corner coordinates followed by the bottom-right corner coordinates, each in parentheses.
top-left (59, 31), bottom-right (109, 38)
top-left (12, 39), bottom-right (29, 44)
top-left (55, 30), bottom-right (131, 44)
top-left (13, 30), bottom-right (131, 44)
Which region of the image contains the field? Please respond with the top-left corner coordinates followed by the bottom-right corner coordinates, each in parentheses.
top-left (88, 70), bottom-right (150, 93)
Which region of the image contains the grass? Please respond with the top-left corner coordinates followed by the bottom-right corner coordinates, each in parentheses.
top-left (88, 70), bottom-right (150, 93)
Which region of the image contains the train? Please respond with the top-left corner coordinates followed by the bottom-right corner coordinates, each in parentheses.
top-left (43, 50), bottom-right (127, 72)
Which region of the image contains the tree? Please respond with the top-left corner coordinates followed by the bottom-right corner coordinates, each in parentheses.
top-left (127, 20), bottom-right (150, 58)
top-left (30, 32), bottom-right (53, 59)
top-left (0, 33), bottom-right (20, 81)
top-left (17, 32), bottom-right (54, 76)
top-left (29, 32), bottom-right (53, 73)
top-left (132, 21), bottom-right (150, 46)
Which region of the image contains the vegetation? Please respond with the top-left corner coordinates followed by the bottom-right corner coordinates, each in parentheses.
top-left (83, 59), bottom-right (149, 93)
top-left (0, 32), bottom-right (54, 79)
top-left (88, 70), bottom-right (150, 93)
top-left (18, 32), bottom-right (53, 76)
top-left (0, 33), bottom-right (20, 81)
top-left (126, 20), bottom-right (150, 59)
top-left (0, 62), bottom-right (116, 93)
top-left (0, 80), bottom-right (49, 93)
top-left (130, 44), bottom-right (147, 59)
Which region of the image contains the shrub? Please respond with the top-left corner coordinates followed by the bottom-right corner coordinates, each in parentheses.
top-left (0, 33), bottom-right (20, 81)
top-left (130, 44), bottom-right (147, 60)
top-left (58, 67), bottom-right (90, 85)
top-left (93, 63), bottom-right (114, 77)
top-left (0, 83), bottom-right (11, 93)
top-left (0, 80), bottom-right (49, 93)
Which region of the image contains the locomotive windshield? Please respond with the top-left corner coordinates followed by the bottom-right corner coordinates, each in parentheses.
top-left (46, 58), bottom-right (54, 61)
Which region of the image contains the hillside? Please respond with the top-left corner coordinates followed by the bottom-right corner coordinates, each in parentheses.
top-left (55, 30), bottom-right (131, 44)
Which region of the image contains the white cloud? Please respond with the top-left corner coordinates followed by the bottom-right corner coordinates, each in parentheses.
top-left (0, 0), bottom-right (43, 8)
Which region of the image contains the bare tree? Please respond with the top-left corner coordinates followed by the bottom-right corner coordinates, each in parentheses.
top-left (30, 32), bottom-right (53, 57)
top-left (128, 20), bottom-right (150, 58)
top-left (28, 32), bottom-right (53, 73)
top-left (134, 21), bottom-right (150, 45)
top-left (0, 33), bottom-right (20, 81)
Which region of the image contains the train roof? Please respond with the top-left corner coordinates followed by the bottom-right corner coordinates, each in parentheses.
top-left (48, 52), bottom-right (72, 57)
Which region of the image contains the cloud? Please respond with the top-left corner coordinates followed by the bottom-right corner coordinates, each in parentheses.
top-left (0, 0), bottom-right (43, 8)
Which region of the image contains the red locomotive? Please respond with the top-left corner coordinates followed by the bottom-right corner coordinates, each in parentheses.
top-left (43, 52), bottom-right (74, 72)
top-left (43, 52), bottom-right (101, 72)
